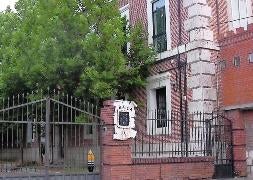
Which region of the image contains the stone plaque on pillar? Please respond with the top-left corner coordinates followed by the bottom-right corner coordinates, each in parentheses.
top-left (113, 100), bottom-right (137, 140)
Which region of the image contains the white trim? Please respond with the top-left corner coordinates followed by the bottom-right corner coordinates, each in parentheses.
top-left (120, 4), bottom-right (129, 13)
top-left (120, 4), bottom-right (130, 26)
top-left (113, 100), bottom-right (137, 140)
top-left (155, 40), bottom-right (219, 61)
top-left (146, 72), bottom-right (172, 134)
top-left (246, 0), bottom-right (253, 25)
top-left (147, 0), bottom-right (172, 51)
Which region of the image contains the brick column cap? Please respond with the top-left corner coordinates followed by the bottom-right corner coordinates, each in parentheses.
top-left (103, 100), bottom-right (114, 106)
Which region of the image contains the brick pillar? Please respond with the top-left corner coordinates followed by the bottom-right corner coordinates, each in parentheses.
top-left (226, 110), bottom-right (247, 177)
top-left (100, 100), bottom-right (132, 180)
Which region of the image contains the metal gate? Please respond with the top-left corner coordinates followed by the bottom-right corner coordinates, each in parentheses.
top-left (211, 113), bottom-right (234, 179)
top-left (0, 91), bottom-right (101, 179)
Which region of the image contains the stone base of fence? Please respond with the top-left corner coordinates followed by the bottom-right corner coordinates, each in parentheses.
top-left (132, 157), bottom-right (214, 180)
top-left (100, 100), bottom-right (215, 180)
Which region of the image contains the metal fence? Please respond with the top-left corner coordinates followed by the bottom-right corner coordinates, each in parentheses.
top-left (132, 110), bottom-right (233, 162)
top-left (0, 91), bottom-right (101, 178)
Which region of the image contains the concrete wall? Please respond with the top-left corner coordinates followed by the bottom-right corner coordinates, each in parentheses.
top-left (0, 147), bottom-right (40, 164)
top-left (0, 173), bottom-right (100, 180)
top-left (64, 146), bottom-right (100, 169)
top-left (0, 146), bottom-right (100, 170)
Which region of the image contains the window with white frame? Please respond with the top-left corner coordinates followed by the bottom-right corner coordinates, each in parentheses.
top-left (153, 0), bottom-right (167, 52)
top-left (146, 72), bottom-right (171, 134)
top-left (156, 87), bottom-right (167, 128)
top-left (147, 0), bottom-right (171, 53)
top-left (229, 0), bottom-right (253, 29)
top-left (120, 4), bottom-right (130, 53)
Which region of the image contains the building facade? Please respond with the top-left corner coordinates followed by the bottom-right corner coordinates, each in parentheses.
top-left (119, 0), bottom-right (253, 177)
top-left (219, 24), bottom-right (253, 174)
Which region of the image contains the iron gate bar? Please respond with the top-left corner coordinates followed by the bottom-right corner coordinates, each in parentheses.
top-left (49, 122), bottom-right (97, 125)
top-left (211, 113), bottom-right (234, 178)
top-left (44, 97), bottom-right (50, 180)
top-left (132, 110), bottom-right (234, 179)
top-left (50, 98), bottom-right (100, 119)
top-left (0, 99), bottom-right (46, 112)
top-left (0, 121), bottom-right (46, 124)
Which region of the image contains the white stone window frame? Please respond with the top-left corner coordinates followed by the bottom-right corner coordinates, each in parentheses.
top-left (146, 72), bottom-right (172, 135)
top-left (147, 0), bottom-right (172, 58)
top-left (227, 0), bottom-right (253, 30)
top-left (120, 4), bottom-right (130, 53)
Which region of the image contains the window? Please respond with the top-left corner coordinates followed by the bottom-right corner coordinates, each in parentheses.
top-left (121, 16), bottom-right (128, 54)
top-left (119, 112), bottom-right (130, 127)
top-left (219, 60), bottom-right (226, 71)
top-left (152, 0), bottom-right (167, 53)
top-left (156, 87), bottom-right (167, 128)
top-left (147, 0), bottom-right (171, 55)
top-left (249, 53), bottom-right (253, 63)
top-left (233, 56), bottom-right (240, 67)
top-left (229, 0), bottom-right (253, 29)
top-left (120, 5), bottom-right (130, 53)
top-left (146, 72), bottom-right (171, 134)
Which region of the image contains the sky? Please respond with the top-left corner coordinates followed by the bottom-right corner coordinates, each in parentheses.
top-left (0, 0), bottom-right (18, 12)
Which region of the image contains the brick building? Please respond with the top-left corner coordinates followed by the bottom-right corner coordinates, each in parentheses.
top-left (120, 0), bottom-right (253, 115)
top-left (219, 24), bottom-right (253, 174)
top-left (118, 0), bottom-right (253, 177)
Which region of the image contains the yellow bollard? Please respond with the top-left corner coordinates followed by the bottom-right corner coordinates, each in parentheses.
top-left (87, 149), bottom-right (95, 172)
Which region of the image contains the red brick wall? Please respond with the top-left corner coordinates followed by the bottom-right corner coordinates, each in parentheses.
top-left (219, 24), bottom-right (253, 108)
top-left (244, 111), bottom-right (253, 150)
top-left (207, 0), bottom-right (230, 41)
top-left (132, 157), bottom-right (214, 180)
top-left (226, 110), bottom-right (247, 177)
top-left (240, 111), bottom-right (253, 175)
top-left (119, 0), bottom-right (128, 7)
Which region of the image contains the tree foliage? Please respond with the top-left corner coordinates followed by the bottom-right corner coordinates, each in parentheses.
top-left (0, 0), bottom-right (155, 100)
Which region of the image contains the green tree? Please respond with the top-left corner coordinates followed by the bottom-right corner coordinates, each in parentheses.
top-left (0, 0), bottom-right (155, 100)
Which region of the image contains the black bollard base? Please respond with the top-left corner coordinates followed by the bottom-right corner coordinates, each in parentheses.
top-left (88, 165), bottom-right (94, 172)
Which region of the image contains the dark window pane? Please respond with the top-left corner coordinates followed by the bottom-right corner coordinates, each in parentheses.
top-left (154, 7), bottom-right (165, 35)
top-left (219, 60), bottom-right (226, 71)
top-left (153, 34), bottom-right (167, 53)
top-left (121, 16), bottom-right (128, 54)
top-left (119, 112), bottom-right (130, 126)
top-left (233, 56), bottom-right (240, 67)
top-left (249, 53), bottom-right (253, 63)
top-left (152, 0), bottom-right (167, 53)
top-left (156, 87), bottom-right (167, 128)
